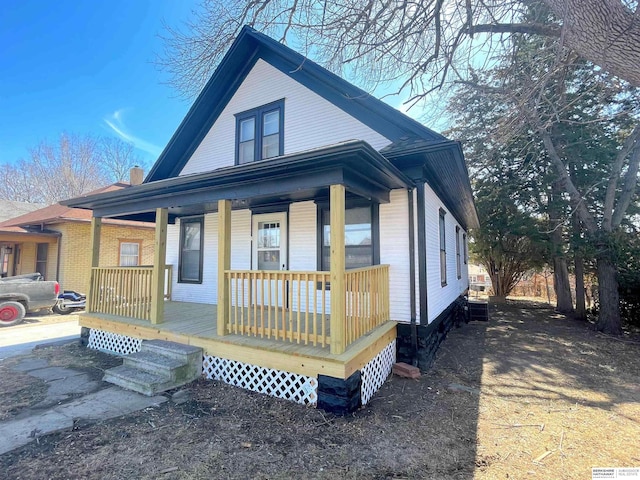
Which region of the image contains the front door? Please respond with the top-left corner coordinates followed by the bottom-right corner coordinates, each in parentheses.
top-left (252, 213), bottom-right (287, 271)
top-left (252, 213), bottom-right (287, 308)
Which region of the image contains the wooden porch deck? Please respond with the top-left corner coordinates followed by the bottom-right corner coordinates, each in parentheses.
top-left (79, 301), bottom-right (397, 380)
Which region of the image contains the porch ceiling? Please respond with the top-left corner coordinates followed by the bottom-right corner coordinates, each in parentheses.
top-left (61, 141), bottom-right (414, 222)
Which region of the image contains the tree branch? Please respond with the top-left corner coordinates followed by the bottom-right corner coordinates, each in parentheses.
top-left (541, 131), bottom-right (598, 234)
top-left (466, 22), bottom-right (562, 37)
top-left (611, 125), bottom-right (640, 228)
top-left (603, 123), bottom-right (640, 230)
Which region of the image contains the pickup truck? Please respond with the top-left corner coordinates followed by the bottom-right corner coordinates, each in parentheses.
top-left (0, 273), bottom-right (60, 327)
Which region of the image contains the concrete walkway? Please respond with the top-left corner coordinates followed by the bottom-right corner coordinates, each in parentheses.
top-left (0, 355), bottom-right (167, 455)
top-left (0, 317), bottom-right (81, 360)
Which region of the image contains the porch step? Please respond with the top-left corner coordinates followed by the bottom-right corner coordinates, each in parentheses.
top-left (141, 340), bottom-right (202, 363)
top-left (124, 351), bottom-right (190, 380)
top-left (103, 341), bottom-right (203, 396)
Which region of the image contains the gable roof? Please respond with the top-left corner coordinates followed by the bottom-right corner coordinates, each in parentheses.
top-left (146, 26), bottom-right (447, 183)
top-left (0, 183), bottom-right (154, 229)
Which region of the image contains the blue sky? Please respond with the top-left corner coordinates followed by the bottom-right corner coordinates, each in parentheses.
top-left (0, 0), bottom-right (195, 166)
top-left (0, 1), bottom-right (431, 170)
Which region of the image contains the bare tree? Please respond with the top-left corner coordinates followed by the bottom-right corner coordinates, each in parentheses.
top-left (158, 0), bottom-right (640, 99)
top-left (0, 133), bottom-right (143, 205)
top-left (100, 137), bottom-right (142, 182)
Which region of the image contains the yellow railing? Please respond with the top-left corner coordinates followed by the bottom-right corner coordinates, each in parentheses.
top-left (344, 264), bottom-right (390, 348)
top-left (225, 270), bottom-right (331, 347)
top-left (88, 265), bottom-right (173, 321)
top-left (224, 265), bottom-right (390, 350)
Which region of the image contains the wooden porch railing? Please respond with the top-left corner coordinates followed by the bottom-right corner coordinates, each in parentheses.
top-left (344, 264), bottom-right (390, 348)
top-left (225, 270), bottom-right (331, 347)
top-left (88, 265), bottom-right (173, 321)
top-left (224, 265), bottom-right (390, 350)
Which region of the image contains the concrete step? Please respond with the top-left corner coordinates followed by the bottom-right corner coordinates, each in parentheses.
top-left (124, 351), bottom-right (188, 381)
top-left (103, 340), bottom-right (203, 396)
top-left (103, 365), bottom-right (173, 396)
top-left (141, 340), bottom-right (202, 364)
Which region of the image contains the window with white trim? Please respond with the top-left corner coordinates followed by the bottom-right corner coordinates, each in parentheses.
top-left (119, 242), bottom-right (140, 266)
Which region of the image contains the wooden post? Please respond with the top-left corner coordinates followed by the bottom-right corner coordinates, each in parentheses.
top-left (150, 208), bottom-right (168, 324)
top-left (330, 184), bottom-right (346, 355)
top-left (87, 217), bottom-right (102, 312)
top-left (217, 199), bottom-right (231, 336)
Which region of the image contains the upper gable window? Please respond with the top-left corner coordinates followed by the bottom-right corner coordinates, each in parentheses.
top-left (235, 100), bottom-right (284, 164)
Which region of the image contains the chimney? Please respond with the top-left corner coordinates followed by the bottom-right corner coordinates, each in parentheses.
top-left (129, 166), bottom-right (144, 186)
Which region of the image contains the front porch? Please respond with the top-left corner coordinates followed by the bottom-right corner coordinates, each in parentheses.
top-left (67, 145), bottom-right (412, 409)
top-left (79, 300), bottom-right (397, 381)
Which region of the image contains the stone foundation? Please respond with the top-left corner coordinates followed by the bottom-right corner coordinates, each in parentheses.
top-left (396, 297), bottom-right (468, 371)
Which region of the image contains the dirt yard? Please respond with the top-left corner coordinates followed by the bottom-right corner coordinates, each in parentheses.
top-left (1, 301), bottom-right (638, 479)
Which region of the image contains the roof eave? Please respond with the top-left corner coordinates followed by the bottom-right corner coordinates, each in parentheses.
top-left (63, 141), bottom-right (414, 216)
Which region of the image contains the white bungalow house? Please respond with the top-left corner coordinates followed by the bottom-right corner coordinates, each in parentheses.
top-left (63, 27), bottom-right (479, 413)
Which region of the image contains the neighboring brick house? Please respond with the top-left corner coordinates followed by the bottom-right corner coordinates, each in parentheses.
top-left (0, 169), bottom-right (155, 292)
top-left (0, 200), bottom-right (47, 223)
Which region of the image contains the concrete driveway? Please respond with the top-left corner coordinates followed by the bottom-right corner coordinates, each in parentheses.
top-left (0, 311), bottom-right (81, 360)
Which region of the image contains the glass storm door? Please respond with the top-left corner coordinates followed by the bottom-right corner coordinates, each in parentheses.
top-left (252, 213), bottom-right (287, 307)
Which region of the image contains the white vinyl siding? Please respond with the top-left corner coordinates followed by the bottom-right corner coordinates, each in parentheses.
top-left (424, 183), bottom-right (469, 323)
top-left (165, 190), bottom-right (466, 325)
top-left (180, 59), bottom-right (391, 176)
top-left (289, 202), bottom-right (317, 272)
top-left (380, 189), bottom-right (412, 323)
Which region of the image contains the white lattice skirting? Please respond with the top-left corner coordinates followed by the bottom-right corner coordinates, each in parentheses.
top-left (86, 327), bottom-right (393, 408)
top-left (361, 339), bottom-right (396, 405)
top-left (203, 355), bottom-right (318, 405)
top-left (87, 329), bottom-right (142, 355)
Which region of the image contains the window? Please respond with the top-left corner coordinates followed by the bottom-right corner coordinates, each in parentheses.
top-left (256, 221), bottom-right (281, 270)
top-left (119, 241), bottom-right (141, 266)
top-left (439, 209), bottom-right (447, 286)
top-left (1, 250), bottom-right (9, 276)
top-left (36, 243), bottom-right (48, 279)
top-left (463, 233), bottom-right (468, 264)
top-left (236, 100), bottom-right (284, 164)
top-left (318, 204), bottom-right (379, 271)
top-left (179, 217), bottom-right (204, 283)
top-left (456, 226), bottom-right (461, 279)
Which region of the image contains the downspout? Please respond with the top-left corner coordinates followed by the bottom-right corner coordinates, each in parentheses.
top-left (407, 188), bottom-right (418, 365)
top-left (55, 234), bottom-right (61, 284)
top-left (416, 182), bottom-right (428, 327)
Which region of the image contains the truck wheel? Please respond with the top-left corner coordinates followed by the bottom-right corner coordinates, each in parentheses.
top-left (52, 301), bottom-right (72, 315)
top-left (0, 301), bottom-right (26, 327)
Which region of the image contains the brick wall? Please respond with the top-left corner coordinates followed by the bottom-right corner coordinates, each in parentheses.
top-left (54, 222), bottom-right (155, 292)
top-left (14, 239), bottom-right (59, 280)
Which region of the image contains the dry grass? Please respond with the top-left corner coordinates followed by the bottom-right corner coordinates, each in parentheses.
top-left (1, 300), bottom-right (638, 479)
top-left (0, 343), bottom-right (121, 421)
top-left (0, 364), bottom-right (46, 421)
top-left (473, 301), bottom-right (640, 479)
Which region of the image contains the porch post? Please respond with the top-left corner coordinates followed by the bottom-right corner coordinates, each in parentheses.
top-left (150, 208), bottom-right (168, 324)
top-left (87, 216), bottom-right (102, 312)
top-left (217, 199), bottom-right (231, 336)
top-left (330, 184), bottom-right (346, 355)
